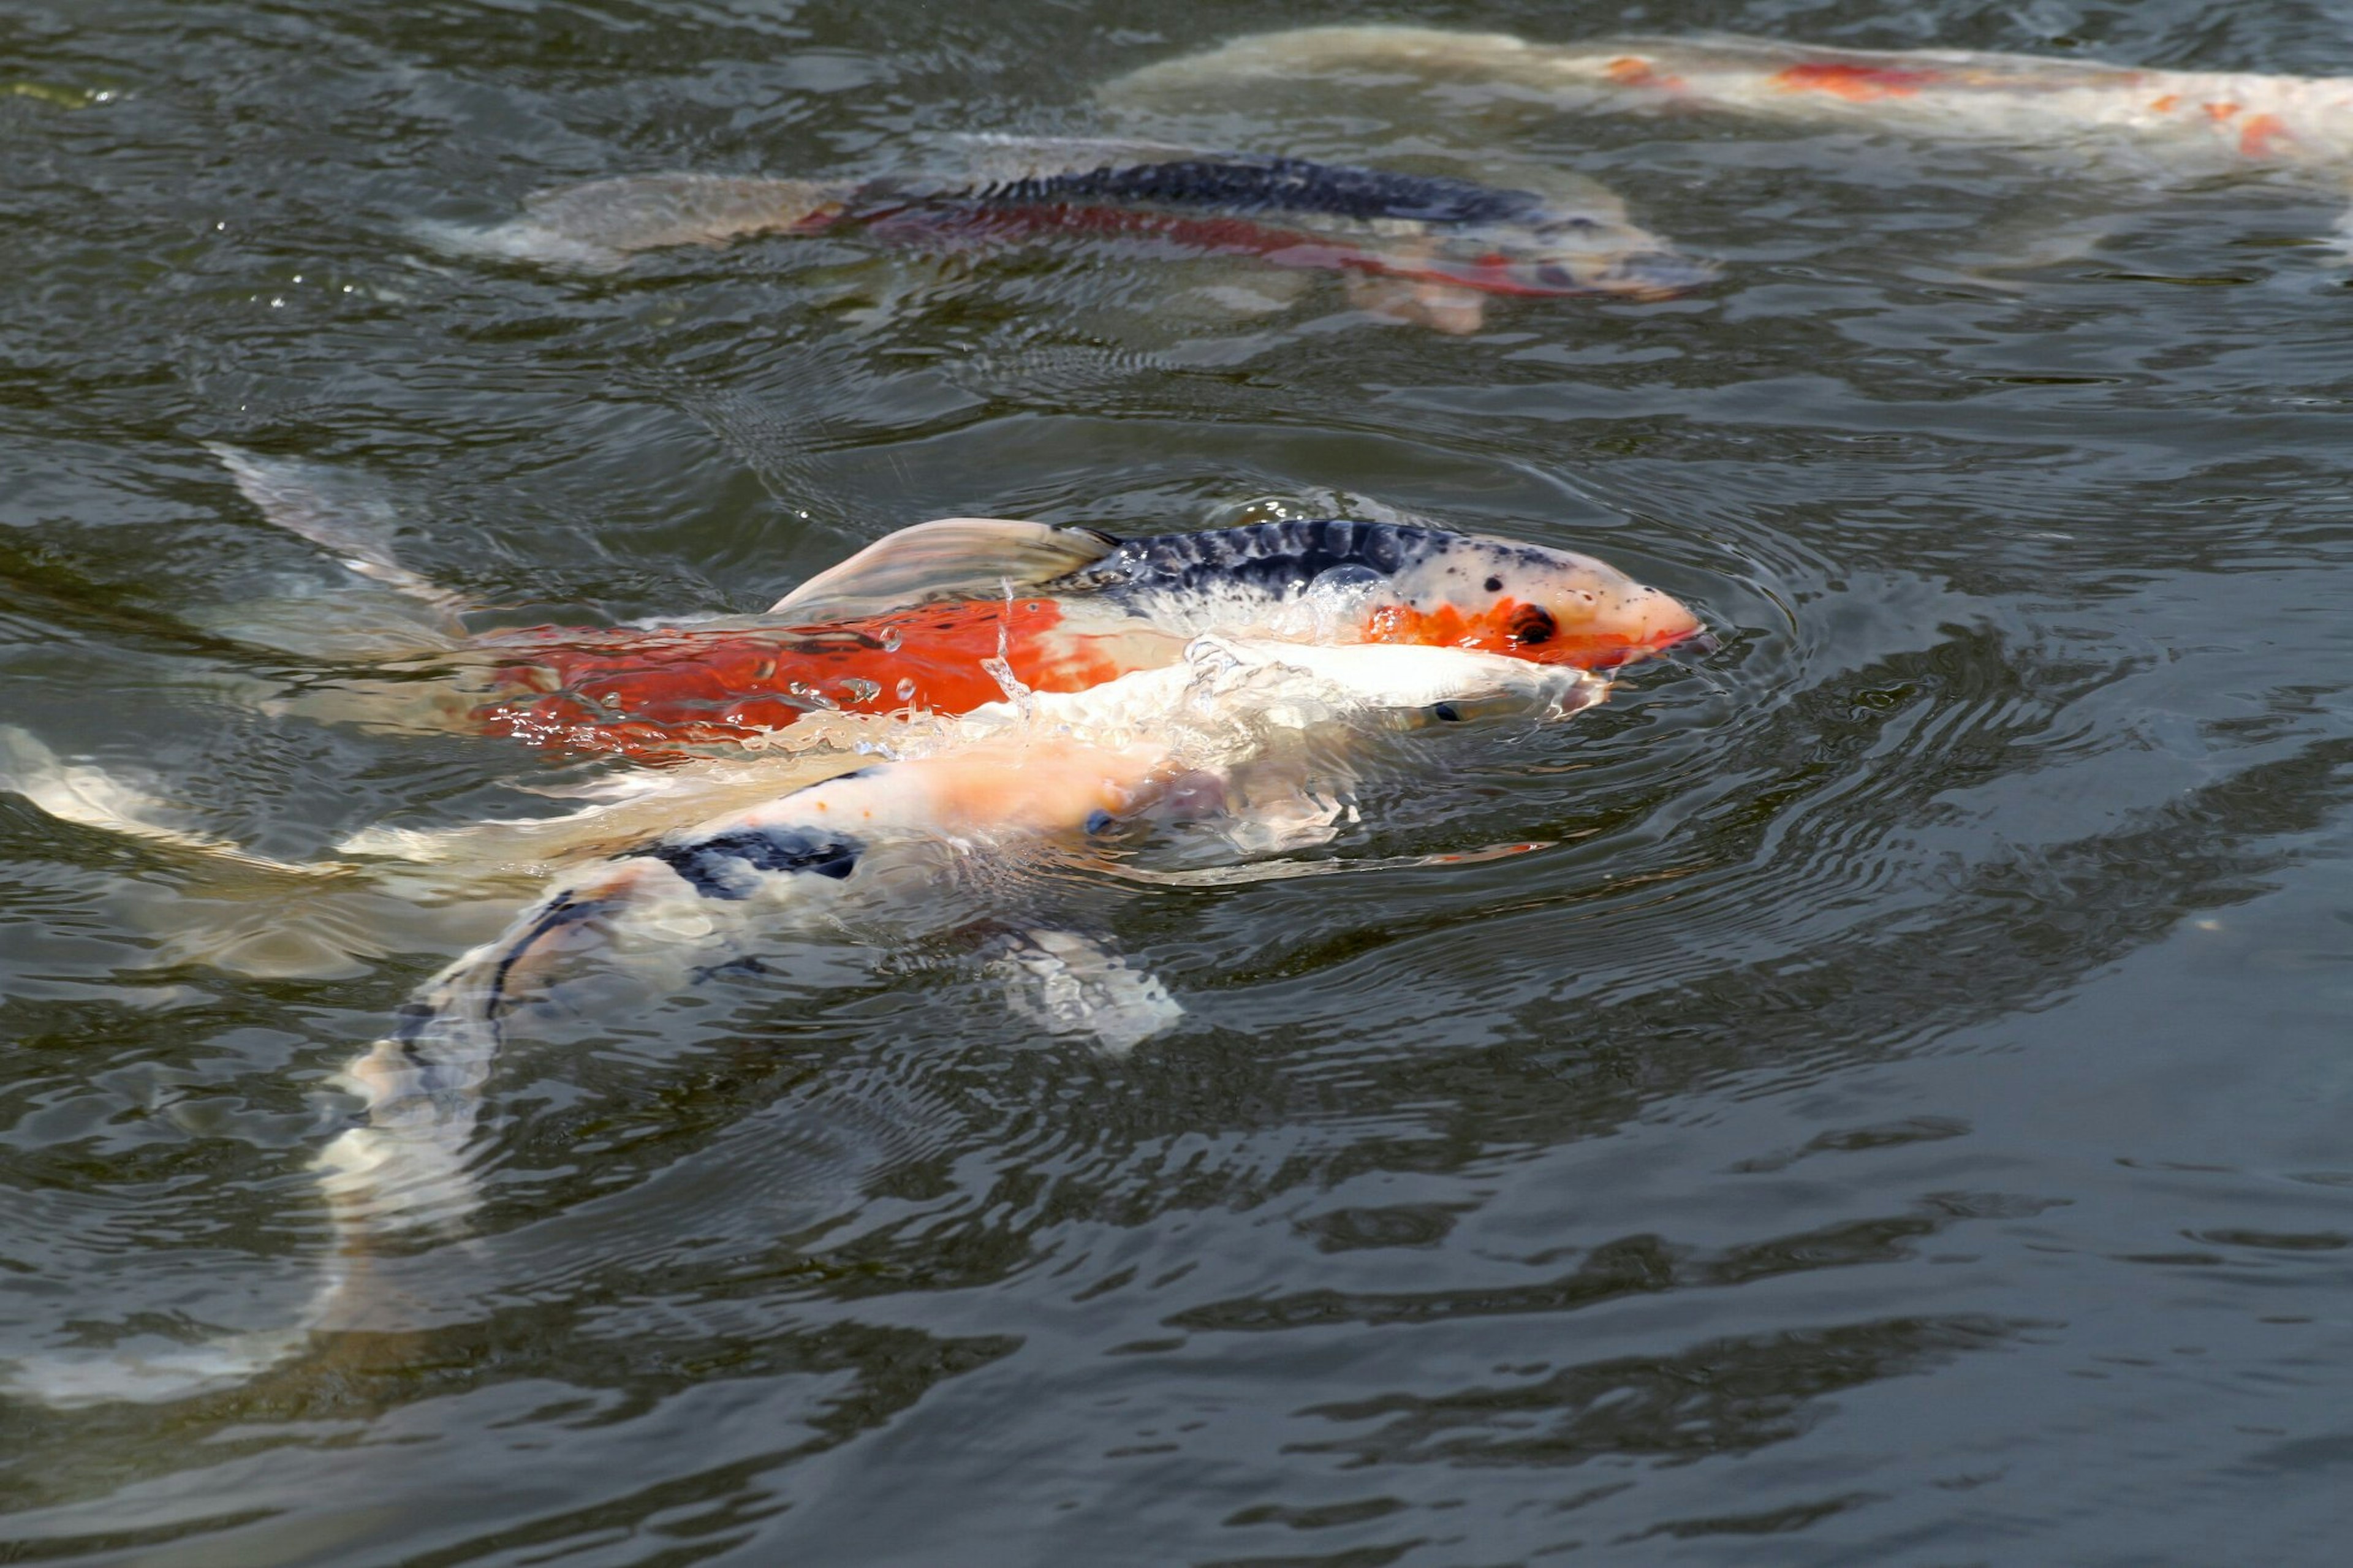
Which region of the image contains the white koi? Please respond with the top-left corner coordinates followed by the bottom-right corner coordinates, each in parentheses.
top-left (1108, 28), bottom-right (2353, 185)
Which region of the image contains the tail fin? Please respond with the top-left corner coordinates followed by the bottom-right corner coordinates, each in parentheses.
top-left (1, 1258), bottom-right (352, 1408)
top-left (416, 174), bottom-right (850, 271)
top-left (0, 725), bottom-right (344, 877)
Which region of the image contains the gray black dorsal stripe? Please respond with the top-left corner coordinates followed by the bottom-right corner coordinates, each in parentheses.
top-left (955, 157), bottom-right (1555, 229)
top-left (1044, 519), bottom-right (1459, 602)
top-left (645, 825), bottom-right (863, 902)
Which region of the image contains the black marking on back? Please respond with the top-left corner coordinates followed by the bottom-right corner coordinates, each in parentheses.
top-left (969, 156), bottom-right (1552, 229)
top-left (487, 894), bottom-right (607, 1021)
top-left (1045, 518), bottom-right (1450, 602)
top-left (646, 825), bottom-right (863, 902)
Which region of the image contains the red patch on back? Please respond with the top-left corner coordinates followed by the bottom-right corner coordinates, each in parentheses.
top-left (470, 599), bottom-right (1131, 762)
top-left (1771, 62), bottom-right (1942, 100)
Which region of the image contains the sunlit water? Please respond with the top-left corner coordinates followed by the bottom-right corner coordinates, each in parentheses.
top-left (7, 1), bottom-right (2353, 1561)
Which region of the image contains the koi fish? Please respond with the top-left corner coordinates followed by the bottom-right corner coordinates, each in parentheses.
top-left (1, 636), bottom-right (1605, 1404)
top-left (332, 635), bottom-right (1606, 1221)
top-left (213, 447), bottom-right (1705, 763)
top-left (433, 135), bottom-right (1712, 331)
top-left (1107, 27), bottom-right (2353, 178)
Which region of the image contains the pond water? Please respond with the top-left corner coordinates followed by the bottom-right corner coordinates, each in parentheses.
top-left (7, 1), bottom-right (2353, 1562)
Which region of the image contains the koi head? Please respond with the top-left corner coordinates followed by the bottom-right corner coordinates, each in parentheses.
top-left (1363, 188), bottom-right (1716, 302)
top-left (1049, 519), bottom-right (1705, 671)
top-left (1363, 531), bottom-right (1707, 668)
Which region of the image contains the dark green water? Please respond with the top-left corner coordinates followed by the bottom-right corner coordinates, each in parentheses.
top-left (7, 1), bottom-right (2353, 1561)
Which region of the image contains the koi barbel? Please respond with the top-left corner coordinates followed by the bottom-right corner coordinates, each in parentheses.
top-left (434, 135), bottom-right (1713, 328)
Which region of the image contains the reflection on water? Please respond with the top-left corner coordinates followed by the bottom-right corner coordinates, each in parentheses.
top-left (7, 0), bottom-right (2353, 1562)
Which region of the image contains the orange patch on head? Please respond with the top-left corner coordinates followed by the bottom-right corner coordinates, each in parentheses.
top-left (2204, 100), bottom-right (2241, 121)
top-left (1771, 62), bottom-right (1942, 100)
top-left (2238, 112), bottom-right (2292, 157)
top-left (2148, 94), bottom-right (2180, 114)
top-left (1357, 598), bottom-right (1663, 669)
top-left (1604, 56), bottom-right (1655, 85)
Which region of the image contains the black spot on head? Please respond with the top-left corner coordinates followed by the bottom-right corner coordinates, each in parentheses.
top-left (1432, 702), bottom-right (1461, 722)
top-left (1508, 604), bottom-right (1558, 647)
top-left (1483, 575), bottom-right (1503, 593)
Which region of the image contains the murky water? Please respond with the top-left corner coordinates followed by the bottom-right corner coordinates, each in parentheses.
top-left (8, 1), bottom-right (2353, 1561)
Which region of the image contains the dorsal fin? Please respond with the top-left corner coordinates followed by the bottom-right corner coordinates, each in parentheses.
top-left (767, 518), bottom-right (1121, 621)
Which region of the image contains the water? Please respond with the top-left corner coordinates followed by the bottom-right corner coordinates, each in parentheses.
top-left (6, 0), bottom-right (2353, 1560)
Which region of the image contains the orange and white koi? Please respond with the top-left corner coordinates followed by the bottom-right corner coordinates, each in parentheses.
top-left (433, 135), bottom-right (1712, 330)
top-left (468, 517), bottom-right (1701, 760)
top-left (213, 448), bottom-right (1705, 764)
top-left (1108, 27), bottom-right (2353, 176)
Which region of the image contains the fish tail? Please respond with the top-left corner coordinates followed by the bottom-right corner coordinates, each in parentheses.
top-left (0, 724), bottom-right (349, 877)
top-left (1, 1254), bottom-right (357, 1408)
top-left (425, 174), bottom-right (852, 271)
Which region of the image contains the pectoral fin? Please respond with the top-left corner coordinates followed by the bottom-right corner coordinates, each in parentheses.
top-left (990, 928), bottom-right (1183, 1056)
top-left (767, 516), bottom-right (1120, 619)
top-left (207, 444), bottom-right (472, 654)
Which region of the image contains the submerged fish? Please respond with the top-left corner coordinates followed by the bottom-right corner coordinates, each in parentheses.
top-left (436, 135), bottom-right (1712, 330)
top-left (1109, 28), bottom-right (2353, 182)
top-left (1, 637), bottom-right (1605, 1404)
top-left (336, 635), bottom-right (1606, 1218)
top-left (214, 449), bottom-right (1705, 763)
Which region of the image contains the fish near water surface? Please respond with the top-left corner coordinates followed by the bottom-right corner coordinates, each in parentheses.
top-left (1108, 28), bottom-right (2353, 195)
top-left (214, 448), bottom-right (1705, 763)
top-left (0, 637), bottom-right (1605, 1404)
top-left (435, 135), bottom-right (1713, 332)
top-left (336, 636), bottom-right (1607, 1221)
top-left (474, 517), bottom-right (1703, 760)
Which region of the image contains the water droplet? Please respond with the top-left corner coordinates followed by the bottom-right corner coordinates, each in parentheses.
top-left (880, 628), bottom-right (902, 653)
top-left (896, 677), bottom-right (917, 702)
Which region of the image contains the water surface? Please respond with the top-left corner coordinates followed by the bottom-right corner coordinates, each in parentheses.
top-left (6, 1), bottom-right (2353, 1562)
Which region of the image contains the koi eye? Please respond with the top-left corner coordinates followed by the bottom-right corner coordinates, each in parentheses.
top-left (1432, 702), bottom-right (1462, 722)
top-left (1507, 605), bottom-right (1558, 646)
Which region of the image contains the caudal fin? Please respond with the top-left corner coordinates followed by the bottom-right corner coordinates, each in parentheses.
top-left (419, 173), bottom-right (850, 271)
